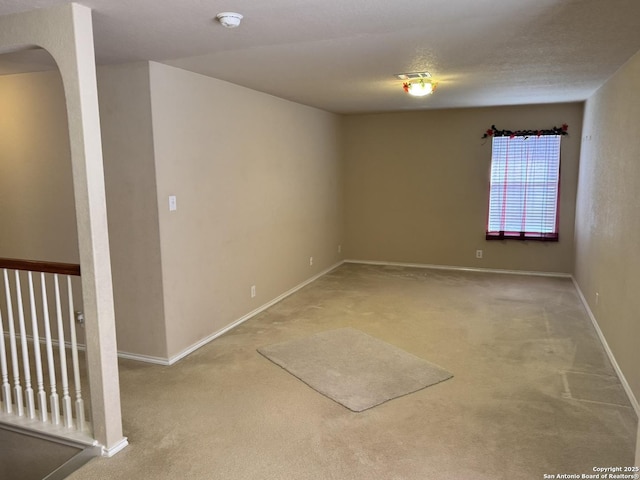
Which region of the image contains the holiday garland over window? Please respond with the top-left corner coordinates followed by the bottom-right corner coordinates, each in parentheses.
top-left (482, 124), bottom-right (568, 139)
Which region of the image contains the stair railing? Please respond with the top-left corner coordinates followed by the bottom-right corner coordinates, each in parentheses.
top-left (0, 257), bottom-right (88, 438)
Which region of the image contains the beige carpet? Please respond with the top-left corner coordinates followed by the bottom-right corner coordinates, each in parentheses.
top-left (65, 264), bottom-right (637, 480)
top-left (258, 327), bottom-right (453, 411)
top-left (562, 370), bottom-right (631, 406)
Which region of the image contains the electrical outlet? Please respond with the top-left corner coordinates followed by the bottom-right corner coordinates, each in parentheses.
top-left (475, 249), bottom-right (483, 259)
top-left (309, 256), bottom-right (313, 266)
top-left (251, 285), bottom-right (256, 298)
top-left (169, 195), bottom-right (177, 211)
top-left (338, 245), bottom-right (342, 254)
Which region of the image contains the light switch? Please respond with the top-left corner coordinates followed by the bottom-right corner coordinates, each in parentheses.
top-left (169, 195), bottom-right (177, 211)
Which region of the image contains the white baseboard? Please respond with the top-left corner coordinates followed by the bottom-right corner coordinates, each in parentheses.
top-left (166, 261), bottom-right (344, 365)
top-left (115, 351), bottom-right (170, 365)
top-left (101, 437), bottom-right (128, 457)
top-left (571, 277), bottom-right (640, 418)
top-left (344, 259), bottom-right (572, 278)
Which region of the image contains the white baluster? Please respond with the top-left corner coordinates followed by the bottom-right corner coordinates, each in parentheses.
top-left (3, 269), bottom-right (23, 416)
top-left (41, 273), bottom-right (60, 425)
top-left (0, 302), bottom-right (12, 414)
top-left (15, 271), bottom-right (36, 419)
top-left (0, 264), bottom-right (89, 436)
top-left (67, 276), bottom-right (85, 430)
top-left (28, 272), bottom-right (48, 423)
top-left (54, 275), bottom-right (73, 428)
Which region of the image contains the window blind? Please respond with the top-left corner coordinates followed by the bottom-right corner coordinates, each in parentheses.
top-left (487, 135), bottom-right (561, 240)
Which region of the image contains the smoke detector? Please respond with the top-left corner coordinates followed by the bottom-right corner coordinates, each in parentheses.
top-left (216, 12), bottom-right (243, 28)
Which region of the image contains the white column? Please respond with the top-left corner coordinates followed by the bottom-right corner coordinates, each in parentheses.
top-left (60, 5), bottom-right (127, 453)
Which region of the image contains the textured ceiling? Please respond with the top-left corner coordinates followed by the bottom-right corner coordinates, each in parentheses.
top-left (1, 0), bottom-right (640, 113)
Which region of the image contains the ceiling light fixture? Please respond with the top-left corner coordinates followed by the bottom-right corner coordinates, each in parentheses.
top-left (403, 79), bottom-right (437, 97)
top-left (395, 72), bottom-right (437, 97)
top-left (216, 12), bottom-right (243, 28)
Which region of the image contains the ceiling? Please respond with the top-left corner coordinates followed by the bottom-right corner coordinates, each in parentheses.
top-left (1, 0), bottom-right (640, 114)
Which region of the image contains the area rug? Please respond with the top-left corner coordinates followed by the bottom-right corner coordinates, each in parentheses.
top-left (257, 327), bottom-right (453, 412)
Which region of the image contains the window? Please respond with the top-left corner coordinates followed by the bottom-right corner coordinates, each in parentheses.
top-left (486, 135), bottom-right (561, 241)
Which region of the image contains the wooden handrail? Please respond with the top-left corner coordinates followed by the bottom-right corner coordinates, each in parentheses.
top-left (0, 257), bottom-right (81, 276)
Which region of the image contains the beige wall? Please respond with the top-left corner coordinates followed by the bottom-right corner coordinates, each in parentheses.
top-left (0, 65), bottom-right (166, 358)
top-left (574, 50), bottom-right (640, 407)
top-left (343, 103), bottom-right (583, 273)
top-left (97, 62), bottom-right (168, 359)
top-left (148, 63), bottom-right (343, 358)
top-left (3, 62), bottom-right (344, 361)
top-left (0, 69), bottom-right (78, 263)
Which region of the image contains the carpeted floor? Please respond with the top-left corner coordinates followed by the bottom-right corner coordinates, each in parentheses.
top-left (68, 264), bottom-right (637, 479)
